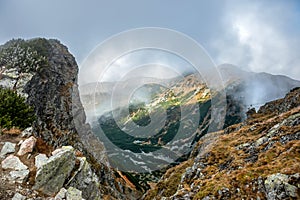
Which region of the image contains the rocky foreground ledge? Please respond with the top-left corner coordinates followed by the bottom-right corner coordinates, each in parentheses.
top-left (0, 127), bottom-right (103, 200)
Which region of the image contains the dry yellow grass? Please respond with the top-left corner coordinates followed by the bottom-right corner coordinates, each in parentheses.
top-left (1, 127), bottom-right (22, 135)
top-left (144, 106), bottom-right (300, 199)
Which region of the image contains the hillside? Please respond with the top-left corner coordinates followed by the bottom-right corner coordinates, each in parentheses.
top-left (143, 87), bottom-right (300, 199)
top-left (92, 73), bottom-right (245, 176)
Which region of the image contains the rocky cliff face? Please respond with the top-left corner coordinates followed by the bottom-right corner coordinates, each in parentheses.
top-left (24, 39), bottom-right (80, 148)
top-left (0, 38), bottom-right (139, 199)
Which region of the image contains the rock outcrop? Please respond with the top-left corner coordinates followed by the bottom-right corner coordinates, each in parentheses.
top-left (265, 173), bottom-right (299, 200)
top-left (0, 38), bottom-right (139, 199)
top-left (33, 146), bottom-right (76, 196)
top-left (21, 39), bottom-right (83, 148)
top-left (0, 131), bottom-right (137, 199)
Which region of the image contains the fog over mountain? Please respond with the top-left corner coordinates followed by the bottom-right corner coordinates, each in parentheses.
top-left (80, 65), bottom-right (300, 122)
top-left (219, 64), bottom-right (300, 110)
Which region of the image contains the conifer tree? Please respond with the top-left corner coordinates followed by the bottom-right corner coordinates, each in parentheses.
top-left (0, 87), bottom-right (35, 129)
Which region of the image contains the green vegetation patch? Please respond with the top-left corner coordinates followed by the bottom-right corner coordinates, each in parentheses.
top-left (0, 87), bottom-right (35, 129)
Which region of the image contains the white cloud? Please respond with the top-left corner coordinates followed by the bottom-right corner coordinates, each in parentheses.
top-left (79, 49), bottom-right (194, 84)
top-left (212, 1), bottom-right (300, 80)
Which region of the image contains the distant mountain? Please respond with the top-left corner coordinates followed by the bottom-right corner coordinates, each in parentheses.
top-left (220, 64), bottom-right (300, 110)
top-left (79, 77), bottom-right (180, 121)
top-left (81, 65), bottom-right (300, 121)
top-left (84, 65), bottom-right (300, 182)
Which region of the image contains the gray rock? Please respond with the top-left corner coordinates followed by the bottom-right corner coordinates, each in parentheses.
top-left (23, 39), bottom-right (109, 170)
top-left (1, 155), bottom-right (27, 170)
top-left (264, 173), bottom-right (299, 200)
top-left (0, 142), bottom-right (16, 158)
top-left (0, 67), bottom-right (33, 97)
top-left (235, 142), bottom-right (250, 150)
top-left (66, 187), bottom-right (83, 200)
top-left (24, 39), bottom-right (84, 149)
top-left (67, 157), bottom-right (101, 200)
top-left (267, 123), bottom-right (281, 137)
top-left (255, 136), bottom-right (268, 147)
top-left (9, 169), bottom-right (29, 184)
top-left (33, 146), bottom-right (76, 196)
top-left (21, 127), bottom-right (33, 138)
top-left (54, 187), bottom-right (67, 200)
top-left (35, 154), bottom-right (48, 169)
top-left (12, 192), bottom-right (26, 200)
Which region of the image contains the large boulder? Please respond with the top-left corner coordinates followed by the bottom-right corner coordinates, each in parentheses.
top-left (33, 146), bottom-right (76, 196)
top-left (264, 173), bottom-right (299, 200)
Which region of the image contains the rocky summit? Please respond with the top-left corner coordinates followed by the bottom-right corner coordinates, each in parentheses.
top-left (0, 38), bottom-right (299, 199)
top-left (0, 38), bottom-right (138, 200)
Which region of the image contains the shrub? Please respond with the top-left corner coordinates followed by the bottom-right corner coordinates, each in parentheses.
top-left (0, 38), bottom-right (49, 90)
top-left (0, 87), bottom-right (35, 129)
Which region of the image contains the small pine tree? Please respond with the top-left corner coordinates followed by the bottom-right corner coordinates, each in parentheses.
top-left (0, 87), bottom-right (35, 129)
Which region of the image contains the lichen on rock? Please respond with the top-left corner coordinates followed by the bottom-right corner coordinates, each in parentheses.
top-left (33, 146), bottom-right (76, 196)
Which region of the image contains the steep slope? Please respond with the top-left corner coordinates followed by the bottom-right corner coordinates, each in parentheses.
top-left (143, 87), bottom-right (300, 199)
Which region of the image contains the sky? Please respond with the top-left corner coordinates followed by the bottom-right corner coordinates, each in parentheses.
top-left (0, 0), bottom-right (299, 82)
